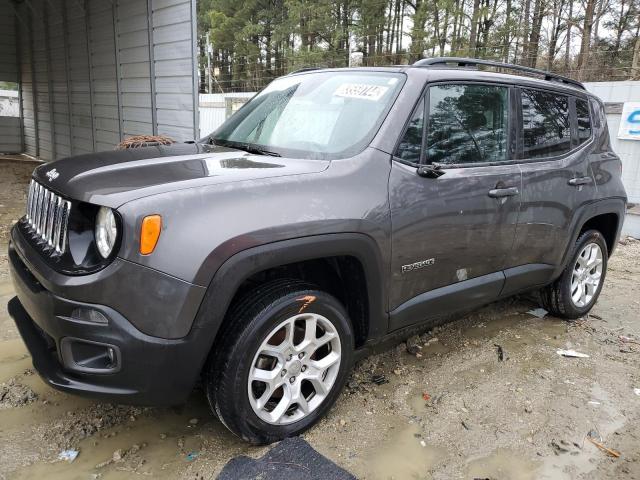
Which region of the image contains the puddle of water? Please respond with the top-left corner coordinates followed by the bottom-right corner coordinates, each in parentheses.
top-left (8, 394), bottom-right (244, 480)
top-left (535, 383), bottom-right (627, 480)
top-left (461, 312), bottom-right (566, 343)
top-left (467, 449), bottom-right (539, 480)
top-left (354, 424), bottom-right (443, 480)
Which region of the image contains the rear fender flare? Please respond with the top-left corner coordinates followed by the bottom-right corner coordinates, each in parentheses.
top-left (553, 197), bottom-right (626, 278)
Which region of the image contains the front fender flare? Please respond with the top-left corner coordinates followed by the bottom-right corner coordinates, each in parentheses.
top-left (190, 233), bottom-right (389, 366)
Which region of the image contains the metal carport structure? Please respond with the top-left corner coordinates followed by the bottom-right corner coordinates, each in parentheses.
top-left (0, 0), bottom-right (198, 161)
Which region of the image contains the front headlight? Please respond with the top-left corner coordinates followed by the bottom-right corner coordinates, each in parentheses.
top-left (95, 206), bottom-right (118, 259)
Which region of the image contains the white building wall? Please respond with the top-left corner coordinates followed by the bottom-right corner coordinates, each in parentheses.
top-left (585, 81), bottom-right (640, 204)
top-left (10, 0), bottom-right (198, 161)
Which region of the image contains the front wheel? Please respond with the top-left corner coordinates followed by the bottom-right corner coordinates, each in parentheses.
top-left (540, 229), bottom-right (608, 319)
top-left (204, 279), bottom-right (354, 444)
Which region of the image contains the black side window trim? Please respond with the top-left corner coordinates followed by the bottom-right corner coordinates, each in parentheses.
top-left (392, 82), bottom-right (595, 170)
top-left (515, 87), bottom-right (594, 164)
top-left (573, 96), bottom-right (593, 146)
top-left (392, 83), bottom-right (429, 167)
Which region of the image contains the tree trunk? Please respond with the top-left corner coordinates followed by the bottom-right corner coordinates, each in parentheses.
top-left (520, 0), bottom-right (531, 64)
top-left (468, 0), bottom-right (481, 56)
top-left (451, 0), bottom-right (460, 54)
top-left (525, 0), bottom-right (545, 68)
top-left (564, 0), bottom-right (572, 69)
top-left (632, 23), bottom-right (640, 80)
top-left (440, 4), bottom-right (450, 56)
top-left (577, 0), bottom-right (596, 80)
top-left (546, 0), bottom-right (564, 71)
top-left (502, 0), bottom-right (512, 62)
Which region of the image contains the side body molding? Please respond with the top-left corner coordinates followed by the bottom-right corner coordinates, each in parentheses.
top-left (190, 233), bottom-right (389, 360)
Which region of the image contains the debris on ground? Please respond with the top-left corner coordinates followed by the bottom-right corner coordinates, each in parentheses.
top-left (619, 335), bottom-right (640, 345)
top-left (527, 308), bottom-right (548, 318)
top-left (422, 391), bottom-right (431, 401)
top-left (556, 349), bottom-right (590, 358)
top-left (634, 388), bottom-right (640, 396)
top-left (406, 335), bottom-right (423, 357)
top-left (371, 374), bottom-right (387, 385)
top-left (57, 449), bottom-right (79, 463)
top-left (186, 451), bottom-right (199, 461)
top-left (587, 431), bottom-right (621, 458)
top-left (550, 439), bottom-right (581, 455)
top-left (494, 344), bottom-right (507, 361)
top-left (45, 404), bottom-right (150, 450)
top-left (0, 378), bottom-right (38, 409)
top-left (95, 443), bottom-right (147, 469)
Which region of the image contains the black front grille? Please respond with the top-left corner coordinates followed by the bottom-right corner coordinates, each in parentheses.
top-left (25, 180), bottom-right (71, 255)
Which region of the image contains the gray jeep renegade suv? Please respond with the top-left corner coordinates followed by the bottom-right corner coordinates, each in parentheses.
top-left (8, 58), bottom-right (627, 444)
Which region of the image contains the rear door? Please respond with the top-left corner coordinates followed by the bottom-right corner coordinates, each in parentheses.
top-left (503, 87), bottom-right (595, 295)
top-left (389, 82), bottom-right (521, 330)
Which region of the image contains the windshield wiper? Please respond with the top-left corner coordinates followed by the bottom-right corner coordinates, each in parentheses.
top-left (241, 144), bottom-right (282, 157)
top-left (209, 138), bottom-right (281, 157)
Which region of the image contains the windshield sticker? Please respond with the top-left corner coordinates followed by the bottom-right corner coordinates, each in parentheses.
top-left (334, 83), bottom-right (389, 101)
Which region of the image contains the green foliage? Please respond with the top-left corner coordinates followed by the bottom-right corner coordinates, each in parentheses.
top-left (197, 0), bottom-right (640, 92)
top-left (0, 82), bottom-right (18, 91)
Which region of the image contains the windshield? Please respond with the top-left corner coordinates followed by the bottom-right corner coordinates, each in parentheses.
top-left (209, 71), bottom-right (405, 159)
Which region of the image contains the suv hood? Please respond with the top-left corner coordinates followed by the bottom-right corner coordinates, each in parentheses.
top-left (33, 143), bottom-right (330, 208)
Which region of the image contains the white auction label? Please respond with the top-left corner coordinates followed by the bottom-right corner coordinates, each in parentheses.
top-left (334, 83), bottom-right (389, 101)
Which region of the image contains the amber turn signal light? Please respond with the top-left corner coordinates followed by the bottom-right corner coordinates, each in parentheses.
top-left (140, 215), bottom-right (162, 255)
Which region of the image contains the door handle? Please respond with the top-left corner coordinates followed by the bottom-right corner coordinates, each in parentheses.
top-left (488, 187), bottom-right (519, 198)
top-left (568, 176), bottom-right (592, 186)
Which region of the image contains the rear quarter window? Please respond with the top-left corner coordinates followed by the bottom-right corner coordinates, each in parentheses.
top-left (576, 98), bottom-right (592, 144)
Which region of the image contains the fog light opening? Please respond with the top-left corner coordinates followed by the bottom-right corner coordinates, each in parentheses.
top-left (60, 338), bottom-right (121, 374)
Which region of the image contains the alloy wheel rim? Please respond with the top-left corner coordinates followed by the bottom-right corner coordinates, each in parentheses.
top-left (248, 312), bottom-right (341, 425)
top-left (571, 242), bottom-right (604, 308)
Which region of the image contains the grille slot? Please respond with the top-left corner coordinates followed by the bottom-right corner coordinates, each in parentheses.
top-left (25, 179), bottom-right (71, 254)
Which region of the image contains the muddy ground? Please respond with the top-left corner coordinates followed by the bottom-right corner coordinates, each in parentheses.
top-left (0, 158), bottom-right (639, 480)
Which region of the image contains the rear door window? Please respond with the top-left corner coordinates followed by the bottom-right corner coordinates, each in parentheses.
top-left (426, 84), bottom-right (509, 164)
top-left (521, 88), bottom-right (571, 158)
top-left (576, 98), bottom-right (592, 144)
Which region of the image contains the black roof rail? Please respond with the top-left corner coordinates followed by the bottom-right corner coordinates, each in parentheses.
top-left (413, 57), bottom-right (585, 90)
top-left (288, 66), bottom-right (325, 75)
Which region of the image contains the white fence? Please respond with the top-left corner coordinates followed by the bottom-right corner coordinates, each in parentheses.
top-left (199, 92), bottom-right (255, 138)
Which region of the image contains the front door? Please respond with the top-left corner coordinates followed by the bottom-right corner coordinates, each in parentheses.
top-left (389, 82), bottom-right (521, 330)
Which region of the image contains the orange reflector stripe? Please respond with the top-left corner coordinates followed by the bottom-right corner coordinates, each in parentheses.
top-left (140, 215), bottom-right (162, 255)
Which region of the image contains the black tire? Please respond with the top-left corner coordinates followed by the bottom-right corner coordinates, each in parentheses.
top-left (204, 278), bottom-right (354, 444)
top-left (540, 229), bottom-right (608, 319)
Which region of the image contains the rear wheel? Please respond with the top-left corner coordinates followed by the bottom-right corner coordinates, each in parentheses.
top-left (540, 229), bottom-right (608, 319)
top-left (204, 279), bottom-right (354, 444)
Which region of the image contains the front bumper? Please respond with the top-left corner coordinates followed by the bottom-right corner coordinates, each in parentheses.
top-left (7, 226), bottom-right (210, 405)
